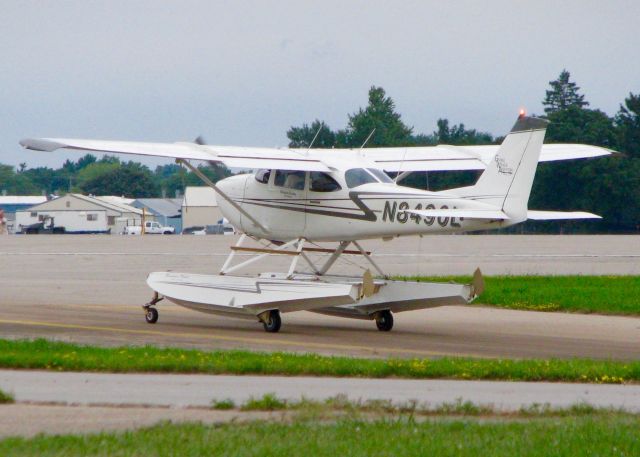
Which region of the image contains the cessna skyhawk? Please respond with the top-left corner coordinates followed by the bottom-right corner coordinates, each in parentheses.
top-left (21, 114), bottom-right (612, 332)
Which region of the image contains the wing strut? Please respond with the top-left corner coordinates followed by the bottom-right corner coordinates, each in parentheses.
top-left (177, 159), bottom-right (268, 233)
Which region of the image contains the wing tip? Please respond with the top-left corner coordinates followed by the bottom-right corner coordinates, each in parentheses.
top-left (19, 138), bottom-right (62, 152)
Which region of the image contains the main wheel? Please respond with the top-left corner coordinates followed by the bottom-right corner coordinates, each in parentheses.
top-left (375, 310), bottom-right (393, 331)
top-left (145, 307), bottom-right (159, 324)
top-left (262, 310), bottom-right (281, 333)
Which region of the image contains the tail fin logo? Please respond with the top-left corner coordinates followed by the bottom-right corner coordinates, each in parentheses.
top-left (495, 156), bottom-right (514, 175)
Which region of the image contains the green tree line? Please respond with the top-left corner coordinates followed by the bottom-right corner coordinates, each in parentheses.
top-left (0, 155), bottom-right (229, 199)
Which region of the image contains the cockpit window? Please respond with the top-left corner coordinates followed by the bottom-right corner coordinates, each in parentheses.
top-left (310, 172), bottom-right (341, 192)
top-left (345, 168), bottom-right (378, 188)
top-left (274, 170), bottom-right (306, 190)
top-left (255, 169), bottom-right (271, 184)
top-left (367, 168), bottom-right (394, 183)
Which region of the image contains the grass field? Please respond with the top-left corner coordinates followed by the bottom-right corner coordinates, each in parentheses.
top-left (407, 275), bottom-right (640, 314)
top-left (1, 339), bottom-right (638, 383)
top-left (1, 416), bottom-right (638, 456)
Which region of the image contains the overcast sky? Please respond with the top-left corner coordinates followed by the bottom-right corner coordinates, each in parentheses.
top-left (1, 0), bottom-right (639, 168)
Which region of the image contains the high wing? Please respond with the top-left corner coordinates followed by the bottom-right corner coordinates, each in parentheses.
top-left (351, 143), bottom-right (614, 172)
top-left (20, 138), bottom-right (332, 172)
top-left (21, 137), bottom-right (613, 173)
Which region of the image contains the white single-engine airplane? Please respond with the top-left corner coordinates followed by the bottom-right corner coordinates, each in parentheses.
top-left (21, 113), bottom-right (612, 332)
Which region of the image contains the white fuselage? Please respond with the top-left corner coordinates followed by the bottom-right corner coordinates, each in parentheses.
top-left (216, 169), bottom-right (512, 242)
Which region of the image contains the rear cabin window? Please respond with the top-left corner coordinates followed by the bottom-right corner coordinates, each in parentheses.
top-left (309, 172), bottom-right (341, 192)
top-left (367, 168), bottom-right (394, 183)
top-left (255, 169), bottom-right (271, 184)
top-left (274, 170), bottom-right (306, 190)
top-left (345, 168), bottom-right (377, 188)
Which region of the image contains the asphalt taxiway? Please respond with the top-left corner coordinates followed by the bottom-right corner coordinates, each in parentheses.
top-left (1, 235), bottom-right (638, 359)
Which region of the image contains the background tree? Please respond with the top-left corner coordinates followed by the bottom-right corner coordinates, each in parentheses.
top-left (543, 69), bottom-right (589, 114)
top-left (338, 86), bottom-right (414, 147)
top-left (615, 93), bottom-right (640, 157)
top-left (528, 74), bottom-right (640, 233)
top-left (433, 118), bottom-right (495, 145)
top-left (81, 162), bottom-right (158, 197)
top-left (0, 164), bottom-right (40, 194)
top-left (287, 120), bottom-right (336, 148)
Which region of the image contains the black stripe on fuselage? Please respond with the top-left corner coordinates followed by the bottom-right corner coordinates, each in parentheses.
top-left (238, 191), bottom-right (469, 222)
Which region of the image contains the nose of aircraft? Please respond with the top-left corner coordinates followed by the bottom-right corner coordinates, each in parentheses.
top-left (214, 172), bottom-right (249, 197)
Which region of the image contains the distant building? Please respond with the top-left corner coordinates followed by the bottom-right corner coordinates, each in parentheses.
top-left (14, 194), bottom-right (154, 234)
top-left (132, 198), bottom-right (182, 233)
top-left (0, 196), bottom-right (48, 234)
top-left (181, 187), bottom-right (221, 232)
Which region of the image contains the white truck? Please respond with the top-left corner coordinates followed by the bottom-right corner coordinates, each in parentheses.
top-left (123, 221), bottom-right (175, 235)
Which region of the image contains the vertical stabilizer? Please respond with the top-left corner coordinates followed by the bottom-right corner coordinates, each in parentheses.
top-left (464, 115), bottom-right (548, 223)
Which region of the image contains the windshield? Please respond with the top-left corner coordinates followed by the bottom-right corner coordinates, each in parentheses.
top-left (367, 168), bottom-right (394, 183)
top-left (345, 168), bottom-right (377, 188)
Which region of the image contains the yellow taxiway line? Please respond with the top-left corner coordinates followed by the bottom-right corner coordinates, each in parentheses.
top-left (0, 318), bottom-right (490, 359)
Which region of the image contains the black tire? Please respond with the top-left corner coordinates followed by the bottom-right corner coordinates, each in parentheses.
top-left (145, 307), bottom-right (159, 324)
top-left (262, 310), bottom-right (281, 333)
top-left (375, 310), bottom-right (393, 331)
top-left (163, 231), bottom-right (173, 235)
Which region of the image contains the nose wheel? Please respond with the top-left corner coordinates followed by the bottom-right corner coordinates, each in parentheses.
top-left (145, 307), bottom-right (159, 324)
top-left (143, 292), bottom-right (163, 324)
top-left (374, 310), bottom-right (394, 331)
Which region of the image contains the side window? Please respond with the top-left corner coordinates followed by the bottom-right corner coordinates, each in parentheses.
top-left (310, 172), bottom-right (341, 192)
top-left (345, 168), bottom-right (377, 188)
top-left (255, 169), bottom-right (271, 184)
top-left (367, 168), bottom-right (394, 183)
top-left (274, 170), bottom-right (306, 190)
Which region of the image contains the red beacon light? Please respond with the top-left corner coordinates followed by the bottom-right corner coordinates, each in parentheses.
top-left (518, 108), bottom-right (526, 119)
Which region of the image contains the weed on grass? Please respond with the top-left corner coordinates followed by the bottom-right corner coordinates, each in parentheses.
top-left (210, 398), bottom-right (235, 410)
top-left (223, 394), bottom-right (637, 420)
top-left (0, 389), bottom-right (14, 404)
top-left (240, 393), bottom-right (288, 411)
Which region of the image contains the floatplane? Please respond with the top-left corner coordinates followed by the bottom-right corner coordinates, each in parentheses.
top-left (21, 113), bottom-right (612, 332)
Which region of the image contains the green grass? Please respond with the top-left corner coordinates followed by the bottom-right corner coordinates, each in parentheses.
top-left (1, 416), bottom-right (639, 456)
top-left (0, 388), bottom-right (14, 404)
top-left (404, 275), bottom-right (640, 314)
top-left (211, 398), bottom-right (235, 410)
top-left (240, 393), bottom-right (287, 411)
top-left (1, 339), bottom-right (639, 383)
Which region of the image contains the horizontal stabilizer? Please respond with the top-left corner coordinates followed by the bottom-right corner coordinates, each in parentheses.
top-left (527, 210), bottom-right (602, 220)
top-left (405, 209), bottom-right (510, 220)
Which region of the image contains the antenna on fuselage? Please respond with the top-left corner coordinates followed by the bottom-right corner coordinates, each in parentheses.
top-left (394, 148), bottom-right (408, 184)
top-left (360, 129), bottom-right (376, 149)
top-left (358, 129), bottom-right (376, 158)
top-left (306, 126), bottom-right (323, 156)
